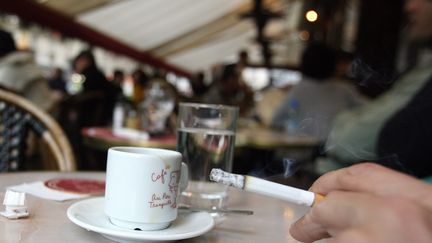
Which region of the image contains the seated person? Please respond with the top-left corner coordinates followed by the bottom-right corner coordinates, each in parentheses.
top-left (255, 84), bottom-right (292, 127)
top-left (320, 0), bottom-right (432, 178)
top-left (188, 71), bottom-right (209, 102)
top-left (0, 29), bottom-right (58, 111)
top-left (48, 67), bottom-right (68, 95)
top-left (376, 61), bottom-right (432, 177)
top-left (271, 43), bottom-right (364, 141)
top-left (131, 68), bottom-right (149, 104)
top-left (203, 64), bottom-right (254, 116)
top-left (72, 50), bottom-right (121, 125)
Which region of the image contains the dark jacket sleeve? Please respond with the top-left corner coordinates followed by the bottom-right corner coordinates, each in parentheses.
top-left (377, 76), bottom-right (432, 178)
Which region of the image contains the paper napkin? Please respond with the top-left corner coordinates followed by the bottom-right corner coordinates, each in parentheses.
top-left (112, 127), bottom-right (150, 140)
top-left (8, 181), bottom-right (89, 202)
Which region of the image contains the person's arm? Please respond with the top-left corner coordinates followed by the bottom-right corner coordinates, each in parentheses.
top-left (270, 96), bottom-right (290, 129)
top-left (25, 77), bottom-right (60, 112)
top-left (377, 78), bottom-right (432, 177)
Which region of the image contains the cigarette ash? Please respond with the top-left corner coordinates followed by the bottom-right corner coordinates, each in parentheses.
top-left (210, 169), bottom-right (244, 189)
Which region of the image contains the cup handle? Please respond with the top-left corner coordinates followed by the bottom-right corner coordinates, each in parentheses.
top-left (179, 162), bottom-right (188, 192)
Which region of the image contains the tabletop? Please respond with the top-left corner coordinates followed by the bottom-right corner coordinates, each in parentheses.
top-left (0, 172), bottom-right (314, 243)
top-left (82, 127), bottom-right (319, 151)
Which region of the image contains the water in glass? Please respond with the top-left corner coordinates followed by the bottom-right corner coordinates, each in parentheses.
top-left (177, 127), bottom-right (235, 209)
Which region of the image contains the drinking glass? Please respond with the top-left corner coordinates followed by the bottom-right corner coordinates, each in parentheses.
top-left (177, 103), bottom-right (238, 210)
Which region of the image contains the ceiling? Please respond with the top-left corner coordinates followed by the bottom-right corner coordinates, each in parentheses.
top-left (32, 0), bottom-right (304, 73)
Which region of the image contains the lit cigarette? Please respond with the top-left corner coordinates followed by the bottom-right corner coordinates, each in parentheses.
top-left (210, 169), bottom-right (324, 207)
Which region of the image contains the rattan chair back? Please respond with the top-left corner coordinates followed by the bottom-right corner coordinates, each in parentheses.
top-left (0, 89), bottom-right (76, 171)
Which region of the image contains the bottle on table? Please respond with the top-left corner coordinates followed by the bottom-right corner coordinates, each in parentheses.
top-left (285, 99), bottom-right (300, 135)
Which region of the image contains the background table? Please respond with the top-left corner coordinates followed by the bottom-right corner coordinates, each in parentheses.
top-left (81, 127), bottom-right (320, 176)
top-left (82, 127), bottom-right (319, 151)
top-left (0, 172), bottom-right (315, 242)
top-left (82, 127), bottom-right (177, 150)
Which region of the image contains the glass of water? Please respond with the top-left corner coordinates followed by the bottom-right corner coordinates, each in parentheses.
top-left (177, 103), bottom-right (238, 210)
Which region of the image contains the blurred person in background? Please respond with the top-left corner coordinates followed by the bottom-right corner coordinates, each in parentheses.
top-left (0, 29), bottom-right (62, 170)
top-left (72, 50), bottom-right (120, 124)
top-left (0, 29), bottom-right (58, 111)
top-left (110, 69), bottom-right (124, 91)
top-left (332, 50), bottom-right (369, 102)
top-left (109, 69), bottom-right (125, 100)
top-left (203, 63), bottom-right (254, 116)
top-left (73, 50), bottom-right (110, 93)
top-left (48, 67), bottom-right (67, 96)
top-left (271, 42), bottom-right (364, 142)
top-left (236, 49), bottom-right (249, 74)
top-left (321, 0), bottom-right (432, 178)
top-left (111, 69), bottom-right (125, 87)
top-left (188, 71), bottom-right (209, 102)
top-left (334, 50), bottom-right (355, 81)
top-left (131, 68), bottom-right (149, 104)
top-left (254, 84), bottom-right (292, 127)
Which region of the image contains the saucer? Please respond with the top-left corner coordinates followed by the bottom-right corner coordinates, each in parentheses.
top-left (67, 197), bottom-right (215, 242)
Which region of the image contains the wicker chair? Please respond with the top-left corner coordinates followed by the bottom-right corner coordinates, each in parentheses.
top-left (0, 89), bottom-right (76, 171)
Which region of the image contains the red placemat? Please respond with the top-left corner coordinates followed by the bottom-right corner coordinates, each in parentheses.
top-left (44, 178), bottom-right (105, 195)
top-left (82, 127), bottom-right (176, 142)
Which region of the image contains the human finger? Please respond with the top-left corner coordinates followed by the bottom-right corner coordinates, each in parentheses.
top-left (290, 191), bottom-right (376, 242)
top-left (327, 229), bottom-right (371, 243)
top-left (309, 163), bottom-right (432, 207)
top-left (292, 189), bottom-right (432, 243)
top-left (289, 214), bottom-right (330, 243)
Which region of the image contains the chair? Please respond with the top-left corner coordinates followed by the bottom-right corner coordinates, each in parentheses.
top-left (0, 89), bottom-right (76, 171)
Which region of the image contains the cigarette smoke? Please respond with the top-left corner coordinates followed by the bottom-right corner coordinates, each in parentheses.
top-left (349, 58), bottom-right (396, 90)
top-left (324, 142), bottom-right (413, 175)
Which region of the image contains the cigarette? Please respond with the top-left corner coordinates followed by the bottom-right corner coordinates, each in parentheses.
top-left (210, 169), bottom-right (324, 207)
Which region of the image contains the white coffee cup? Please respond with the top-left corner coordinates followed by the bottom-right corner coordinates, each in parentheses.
top-left (105, 147), bottom-right (188, 231)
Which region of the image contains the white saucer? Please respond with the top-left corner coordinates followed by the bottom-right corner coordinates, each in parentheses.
top-left (67, 197), bottom-right (215, 242)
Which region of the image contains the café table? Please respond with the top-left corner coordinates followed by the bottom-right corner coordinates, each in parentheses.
top-left (82, 127), bottom-right (177, 150)
top-left (236, 126), bottom-right (319, 149)
top-left (0, 171), bottom-right (314, 242)
top-left (81, 127), bottom-right (319, 151)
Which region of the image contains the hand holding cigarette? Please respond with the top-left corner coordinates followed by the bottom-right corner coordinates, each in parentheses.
top-left (210, 169), bottom-right (324, 207)
top-left (290, 163), bottom-right (432, 243)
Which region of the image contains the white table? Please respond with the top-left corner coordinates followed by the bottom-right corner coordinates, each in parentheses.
top-left (0, 172), bottom-right (312, 242)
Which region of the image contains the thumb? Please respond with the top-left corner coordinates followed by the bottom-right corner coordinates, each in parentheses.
top-left (290, 214), bottom-right (330, 242)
